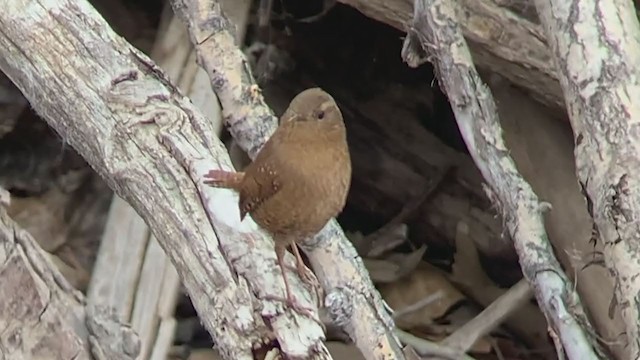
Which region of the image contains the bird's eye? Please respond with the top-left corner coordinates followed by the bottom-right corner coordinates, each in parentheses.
top-left (316, 110), bottom-right (325, 120)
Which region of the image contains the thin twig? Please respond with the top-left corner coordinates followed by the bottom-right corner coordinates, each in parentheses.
top-left (392, 291), bottom-right (444, 320)
top-left (395, 329), bottom-right (476, 360)
top-left (442, 279), bottom-right (532, 353)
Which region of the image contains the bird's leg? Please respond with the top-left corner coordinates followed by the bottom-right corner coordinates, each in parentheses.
top-left (203, 169), bottom-right (244, 189)
top-left (274, 242), bottom-right (313, 314)
top-left (290, 240), bottom-right (323, 304)
top-left (262, 242), bottom-right (324, 328)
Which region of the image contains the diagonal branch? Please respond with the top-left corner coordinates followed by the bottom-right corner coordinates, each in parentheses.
top-left (0, 0), bottom-right (330, 359)
top-left (401, 0), bottom-right (605, 358)
top-left (533, 0), bottom-right (640, 357)
top-left (169, 1), bottom-right (404, 359)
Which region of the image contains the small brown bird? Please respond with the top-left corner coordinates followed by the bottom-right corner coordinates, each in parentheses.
top-left (204, 87), bottom-right (351, 315)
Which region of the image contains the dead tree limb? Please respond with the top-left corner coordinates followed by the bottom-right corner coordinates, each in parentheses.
top-left (170, 1), bottom-right (404, 359)
top-left (533, 0), bottom-right (640, 357)
top-left (0, 0), bottom-right (332, 359)
top-left (86, 1), bottom-right (251, 357)
top-left (336, 0), bottom-right (563, 111)
top-left (401, 0), bottom-right (604, 358)
top-left (0, 189), bottom-right (139, 360)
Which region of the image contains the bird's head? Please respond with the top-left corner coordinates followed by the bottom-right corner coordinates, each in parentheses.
top-left (280, 87), bottom-right (343, 126)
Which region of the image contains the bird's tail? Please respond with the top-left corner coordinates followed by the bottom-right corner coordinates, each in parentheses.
top-left (203, 169), bottom-right (244, 190)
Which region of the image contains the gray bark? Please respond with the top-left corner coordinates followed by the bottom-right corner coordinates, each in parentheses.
top-left (0, 0), bottom-right (330, 359)
top-left (533, 0), bottom-right (640, 357)
top-left (0, 190), bottom-right (139, 360)
top-left (401, 0), bottom-right (604, 358)
top-left (170, 0), bottom-right (405, 359)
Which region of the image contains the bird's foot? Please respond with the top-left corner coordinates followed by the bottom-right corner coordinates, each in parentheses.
top-left (285, 263), bottom-right (324, 306)
top-left (264, 293), bottom-right (325, 331)
top-left (288, 243), bottom-right (324, 306)
top-left (203, 169), bottom-right (243, 188)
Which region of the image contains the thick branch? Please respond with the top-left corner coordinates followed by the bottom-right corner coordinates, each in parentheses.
top-left (532, 0), bottom-right (640, 357)
top-left (170, 1), bottom-right (404, 359)
top-left (0, 0), bottom-right (329, 359)
top-left (0, 191), bottom-right (139, 360)
top-left (402, 0), bottom-right (603, 358)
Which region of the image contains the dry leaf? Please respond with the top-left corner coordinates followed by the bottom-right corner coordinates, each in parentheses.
top-left (364, 245), bottom-right (426, 283)
top-left (379, 262), bottom-right (465, 329)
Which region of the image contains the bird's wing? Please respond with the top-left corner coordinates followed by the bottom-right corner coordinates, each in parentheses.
top-left (237, 132), bottom-right (287, 221)
top-left (238, 161), bottom-right (282, 221)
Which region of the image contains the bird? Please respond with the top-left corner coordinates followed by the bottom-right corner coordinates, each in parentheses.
top-left (204, 87), bottom-right (352, 317)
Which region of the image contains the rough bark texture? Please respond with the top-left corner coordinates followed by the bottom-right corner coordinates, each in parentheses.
top-left (0, 191), bottom-right (139, 360)
top-left (0, 206), bottom-right (92, 360)
top-left (170, 1), bottom-right (405, 359)
top-left (0, 1), bottom-right (331, 359)
top-left (532, 0), bottom-right (640, 357)
top-left (492, 80), bottom-right (626, 358)
top-left (402, 0), bottom-right (604, 358)
top-left (336, 0), bottom-right (564, 111)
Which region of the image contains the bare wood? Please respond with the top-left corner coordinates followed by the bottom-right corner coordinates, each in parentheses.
top-left (131, 237), bottom-right (170, 359)
top-left (85, 305), bottom-right (141, 360)
top-left (532, 0), bottom-right (640, 357)
top-left (0, 0), bottom-right (331, 359)
top-left (0, 195), bottom-right (139, 360)
top-left (149, 318), bottom-right (178, 360)
top-left (492, 80), bottom-right (627, 358)
top-left (401, 0), bottom-right (602, 358)
top-left (442, 279), bottom-right (532, 354)
top-left (169, 1), bottom-right (405, 359)
top-left (0, 207), bottom-right (92, 359)
top-left (87, 196), bottom-right (150, 320)
top-left (337, 0), bottom-right (564, 111)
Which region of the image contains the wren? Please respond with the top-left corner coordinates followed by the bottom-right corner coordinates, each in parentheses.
top-left (204, 87), bottom-right (352, 316)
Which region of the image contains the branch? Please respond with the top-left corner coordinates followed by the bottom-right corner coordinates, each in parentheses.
top-left (533, 0), bottom-right (640, 357)
top-left (336, 0), bottom-right (564, 111)
top-left (170, 1), bottom-right (404, 359)
top-left (0, 189), bottom-right (139, 360)
top-left (401, 0), bottom-right (604, 358)
top-left (86, 1), bottom-right (251, 356)
top-left (0, 0), bottom-right (331, 358)
top-left (442, 279), bottom-right (532, 354)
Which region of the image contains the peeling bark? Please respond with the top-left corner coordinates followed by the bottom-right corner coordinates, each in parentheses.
top-left (0, 0), bottom-right (330, 359)
top-left (533, 0), bottom-right (640, 357)
top-left (169, 0), bottom-right (405, 358)
top-left (401, 0), bottom-right (604, 358)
